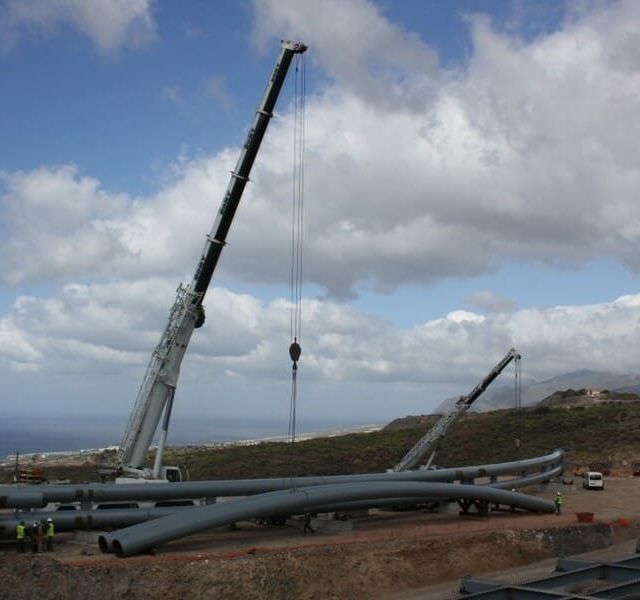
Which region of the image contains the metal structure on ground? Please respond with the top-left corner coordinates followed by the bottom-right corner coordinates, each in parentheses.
top-left (0, 450), bottom-right (564, 509)
top-left (459, 555), bottom-right (640, 598)
top-left (99, 482), bottom-right (556, 557)
top-left (106, 40), bottom-right (307, 480)
top-left (394, 347), bottom-right (521, 472)
top-left (0, 462), bottom-right (563, 540)
top-left (0, 450), bottom-right (563, 550)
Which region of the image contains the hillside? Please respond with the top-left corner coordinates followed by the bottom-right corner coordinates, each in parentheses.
top-left (150, 401), bottom-right (640, 479)
top-left (538, 388), bottom-right (640, 408)
top-left (3, 401), bottom-right (639, 484)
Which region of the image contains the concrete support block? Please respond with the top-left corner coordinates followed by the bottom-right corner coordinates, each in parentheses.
top-left (311, 517), bottom-right (354, 533)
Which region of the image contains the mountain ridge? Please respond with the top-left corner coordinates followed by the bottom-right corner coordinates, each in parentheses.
top-left (435, 369), bottom-right (640, 414)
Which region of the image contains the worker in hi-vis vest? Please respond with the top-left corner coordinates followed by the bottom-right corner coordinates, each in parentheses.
top-left (15, 521), bottom-right (26, 553)
top-left (554, 491), bottom-right (563, 515)
top-left (46, 518), bottom-right (55, 552)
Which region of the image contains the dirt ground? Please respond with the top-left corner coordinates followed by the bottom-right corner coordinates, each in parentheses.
top-left (1, 477), bottom-right (639, 599)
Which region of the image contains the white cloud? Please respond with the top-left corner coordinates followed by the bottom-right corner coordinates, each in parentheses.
top-left (2, 2), bottom-right (640, 296)
top-left (252, 0), bottom-right (439, 111)
top-left (3, 279), bottom-right (640, 388)
top-left (3, 1), bottom-right (640, 422)
top-left (0, 0), bottom-right (156, 53)
top-left (0, 165), bottom-right (129, 285)
top-left (466, 290), bottom-right (517, 314)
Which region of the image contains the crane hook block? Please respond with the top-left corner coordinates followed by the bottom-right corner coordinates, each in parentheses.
top-left (289, 341), bottom-right (301, 363)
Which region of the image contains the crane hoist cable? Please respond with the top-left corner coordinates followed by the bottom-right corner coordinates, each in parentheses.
top-left (514, 354), bottom-right (523, 450)
top-left (288, 51), bottom-right (306, 445)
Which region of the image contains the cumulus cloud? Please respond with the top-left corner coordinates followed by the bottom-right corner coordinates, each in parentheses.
top-left (3, 1), bottom-right (640, 423)
top-left (0, 165), bottom-right (129, 284)
top-left (3, 279), bottom-right (640, 389)
top-left (3, 1), bottom-right (640, 298)
top-left (465, 290), bottom-right (517, 314)
top-left (0, 0), bottom-right (156, 53)
top-left (252, 0), bottom-right (439, 111)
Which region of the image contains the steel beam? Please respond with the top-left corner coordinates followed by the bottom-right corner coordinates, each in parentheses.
top-left (460, 554), bottom-right (640, 599)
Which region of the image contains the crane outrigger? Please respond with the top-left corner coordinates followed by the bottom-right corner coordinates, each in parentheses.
top-left (104, 40), bottom-right (307, 480)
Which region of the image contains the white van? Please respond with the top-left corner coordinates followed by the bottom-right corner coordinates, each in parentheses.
top-left (582, 471), bottom-right (604, 490)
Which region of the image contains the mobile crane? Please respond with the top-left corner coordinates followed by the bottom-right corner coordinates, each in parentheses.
top-left (393, 348), bottom-right (521, 472)
top-left (105, 40), bottom-right (307, 480)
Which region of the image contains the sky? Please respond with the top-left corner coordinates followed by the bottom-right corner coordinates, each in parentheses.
top-left (1, 0), bottom-right (640, 447)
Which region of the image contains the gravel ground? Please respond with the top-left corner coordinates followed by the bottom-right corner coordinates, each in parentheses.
top-left (1, 477), bottom-right (638, 599)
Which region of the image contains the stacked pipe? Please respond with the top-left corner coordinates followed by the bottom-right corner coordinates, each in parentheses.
top-left (0, 449), bottom-right (564, 508)
top-left (0, 450), bottom-right (564, 555)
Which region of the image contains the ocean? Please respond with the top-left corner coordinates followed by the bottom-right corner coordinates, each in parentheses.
top-left (0, 414), bottom-right (373, 459)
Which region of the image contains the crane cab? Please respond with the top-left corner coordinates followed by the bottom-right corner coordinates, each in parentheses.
top-left (115, 465), bottom-right (186, 484)
top-left (161, 466), bottom-right (183, 482)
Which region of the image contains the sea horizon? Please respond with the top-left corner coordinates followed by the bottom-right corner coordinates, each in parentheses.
top-left (0, 414), bottom-right (381, 459)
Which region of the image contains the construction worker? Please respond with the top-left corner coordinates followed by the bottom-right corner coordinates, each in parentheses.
top-left (554, 491), bottom-right (563, 515)
top-left (16, 521), bottom-right (26, 553)
top-left (46, 518), bottom-right (54, 552)
top-left (303, 512), bottom-right (315, 534)
top-left (39, 520), bottom-right (46, 552)
top-left (30, 521), bottom-right (39, 553)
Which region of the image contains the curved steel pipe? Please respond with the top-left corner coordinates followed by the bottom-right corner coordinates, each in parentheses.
top-left (305, 463), bottom-right (565, 514)
top-left (1, 450), bottom-right (564, 507)
top-left (100, 482), bottom-right (555, 556)
top-left (0, 464), bottom-right (562, 532)
top-left (0, 464), bottom-right (563, 545)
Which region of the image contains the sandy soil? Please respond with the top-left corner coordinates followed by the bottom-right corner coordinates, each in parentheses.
top-left (1, 477), bottom-right (639, 599)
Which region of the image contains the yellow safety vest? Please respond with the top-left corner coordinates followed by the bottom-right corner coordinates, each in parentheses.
top-left (47, 522), bottom-right (54, 537)
top-left (16, 524), bottom-right (25, 540)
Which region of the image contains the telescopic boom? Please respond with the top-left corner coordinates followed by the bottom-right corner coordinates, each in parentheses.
top-left (115, 41), bottom-right (307, 477)
top-left (393, 348), bottom-right (521, 471)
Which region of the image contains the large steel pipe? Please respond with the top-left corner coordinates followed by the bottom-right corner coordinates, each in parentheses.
top-left (1, 450), bottom-right (564, 507)
top-left (306, 463), bottom-right (565, 514)
top-left (0, 492), bottom-right (44, 509)
top-left (100, 482), bottom-right (556, 557)
top-left (0, 464), bottom-right (563, 542)
top-left (490, 464), bottom-right (564, 490)
top-left (0, 506), bottom-right (182, 539)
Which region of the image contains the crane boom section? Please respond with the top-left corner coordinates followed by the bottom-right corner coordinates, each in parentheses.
top-left (393, 348), bottom-right (520, 472)
top-left (117, 41), bottom-right (307, 474)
